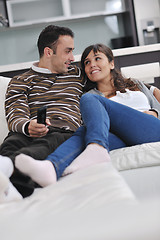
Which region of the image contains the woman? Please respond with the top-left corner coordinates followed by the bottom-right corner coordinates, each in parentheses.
top-left (8, 44), bottom-right (160, 188)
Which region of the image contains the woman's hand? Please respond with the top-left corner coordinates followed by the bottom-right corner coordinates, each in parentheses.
top-left (28, 119), bottom-right (51, 137)
top-left (143, 110), bottom-right (158, 118)
top-left (153, 87), bottom-right (160, 103)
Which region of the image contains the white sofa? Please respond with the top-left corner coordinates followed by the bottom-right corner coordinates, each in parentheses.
top-left (0, 75), bottom-right (160, 240)
top-left (1, 75), bottom-right (160, 200)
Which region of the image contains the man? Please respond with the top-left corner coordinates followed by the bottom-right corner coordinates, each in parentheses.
top-left (0, 25), bottom-right (84, 199)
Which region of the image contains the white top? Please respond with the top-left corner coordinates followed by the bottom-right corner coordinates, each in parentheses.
top-left (110, 89), bottom-right (151, 112)
top-left (32, 62), bottom-right (52, 74)
top-left (150, 86), bottom-right (156, 94)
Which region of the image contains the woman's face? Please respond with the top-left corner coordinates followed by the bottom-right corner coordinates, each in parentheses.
top-left (84, 50), bottom-right (114, 84)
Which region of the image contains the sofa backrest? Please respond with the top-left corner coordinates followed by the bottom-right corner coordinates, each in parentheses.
top-left (0, 76), bottom-right (11, 145)
top-left (121, 62), bottom-right (160, 84)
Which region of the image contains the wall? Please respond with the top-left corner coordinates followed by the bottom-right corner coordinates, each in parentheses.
top-left (0, 15), bottom-right (125, 66)
top-left (0, 0), bottom-right (138, 66)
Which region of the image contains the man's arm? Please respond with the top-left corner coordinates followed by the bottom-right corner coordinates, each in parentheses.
top-left (5, 75), bottom-right (50, 137)
top-left (5, 76), bottom-right (31, 134)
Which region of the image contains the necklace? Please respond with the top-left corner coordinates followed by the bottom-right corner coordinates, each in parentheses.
top-left (102, 91), bottom-right (116, 98)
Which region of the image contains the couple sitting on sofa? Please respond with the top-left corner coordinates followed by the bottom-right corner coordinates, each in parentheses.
top-left (1, 24), bottom-right (160, 203)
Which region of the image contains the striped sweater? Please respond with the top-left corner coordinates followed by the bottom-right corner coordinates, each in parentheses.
top-left (5, 64), bottom-right (84, 134)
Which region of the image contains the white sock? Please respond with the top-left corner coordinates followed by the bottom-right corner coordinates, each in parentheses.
top-left (0, 155), bottom-right (14, 177)
top-left (5, 182), bottom-right (23, 202)
top-left (63, 144), bottom-right (111, 176)
top-left (15, 154), bottom-right (57, 187)
top-left (0, 171), bottom-right (22, 203)
top-left (0, 171), bottom-right (9, 203)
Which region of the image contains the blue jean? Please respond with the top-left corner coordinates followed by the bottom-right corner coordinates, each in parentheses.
top-left (46, 93), bottom-right (160, 179)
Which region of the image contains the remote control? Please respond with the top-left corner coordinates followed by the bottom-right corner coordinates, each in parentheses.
top-left (37, 106), bottom-right (47, 125)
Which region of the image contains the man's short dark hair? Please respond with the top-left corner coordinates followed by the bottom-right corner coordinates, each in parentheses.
top-left (37, 25), bottom-right (74, 57)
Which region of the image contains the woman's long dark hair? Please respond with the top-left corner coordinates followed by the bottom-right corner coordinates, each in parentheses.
top-left (81, 44), bottom-right (139, 93)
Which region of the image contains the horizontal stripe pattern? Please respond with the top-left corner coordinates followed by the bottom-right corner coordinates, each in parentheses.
top-left (5, 65), bottom-right (84, 133)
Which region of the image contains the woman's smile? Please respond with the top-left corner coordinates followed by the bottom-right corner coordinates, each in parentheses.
top-left (90, 69), bottom-right (101, 75)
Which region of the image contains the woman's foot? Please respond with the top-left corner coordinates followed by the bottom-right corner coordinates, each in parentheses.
top-left (63, 143), bottom-right (111, 175)
top-left (15, 154), bottom-right (57, 187)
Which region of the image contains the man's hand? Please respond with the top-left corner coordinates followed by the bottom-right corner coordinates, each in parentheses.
top-left (28, 119), bottom-right (51, 137)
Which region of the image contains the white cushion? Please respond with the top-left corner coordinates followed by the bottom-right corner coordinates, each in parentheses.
top-left (0, 162), bottom-right (136, 210)
top-left (0, 76), bottom-right (11, 144)
top-left (110, 141), bottom-right (160, 171)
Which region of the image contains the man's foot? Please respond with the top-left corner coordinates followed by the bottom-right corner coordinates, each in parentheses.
top-left (0, 155), bottom-right (13, 177)
top-left (15, 154), bottom-right (57, 187)
top-left (0, 171), bottom-right (9, 203)
top-left (0, 171), bottom-right (22, 203)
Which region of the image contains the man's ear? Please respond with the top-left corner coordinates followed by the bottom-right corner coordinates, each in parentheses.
top-left (44, 47), bottom-right (53, 57)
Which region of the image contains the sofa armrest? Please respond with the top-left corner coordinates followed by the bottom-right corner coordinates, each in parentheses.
top-left (0, 76), bottom-right (11, 145)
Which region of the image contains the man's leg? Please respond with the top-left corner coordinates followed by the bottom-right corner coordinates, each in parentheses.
top-left (0, 132), bottom-right (37, 197)
top-left (0, 129), bottom-right (73, 197)
top-left (0, 132), bottom-right (31, 161)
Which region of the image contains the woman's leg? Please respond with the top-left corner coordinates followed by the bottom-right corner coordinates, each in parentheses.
top-left (15, 126), bottom-right (86, 184)
top-left (63, 94), bottom-right (128, 175)
top-left (80, 93), bottom-right (160, 147)
top-left (80, 94), bottom-right (110, 150)
top-left (108, 133), bottom-right (126, 151)
top-left (64, 95), bottom-right (115, 174)
top-left (46, 126), bottom-right (86, 178)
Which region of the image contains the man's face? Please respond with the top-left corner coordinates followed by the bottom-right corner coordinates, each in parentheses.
top-left (50, 35), bottom-right (75, 74)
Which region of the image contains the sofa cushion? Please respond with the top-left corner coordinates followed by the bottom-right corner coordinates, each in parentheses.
top-left (0, 76), bottom-right (11, 144)
top-left (110, 141), bottom-right (160, 171)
